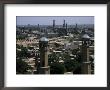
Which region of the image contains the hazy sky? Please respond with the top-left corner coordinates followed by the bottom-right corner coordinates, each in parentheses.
top-left (16, 16), bottom-right (94, 25)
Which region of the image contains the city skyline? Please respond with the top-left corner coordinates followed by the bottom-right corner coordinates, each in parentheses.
top-left (16, 16), bottom-right (94, 25)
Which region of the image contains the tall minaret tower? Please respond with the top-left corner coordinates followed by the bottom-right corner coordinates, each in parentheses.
top-left (63, 20), bottom-right (65, 28)
top-left (53, 20), bottom-right (56, 33)
top-left (38, 24), bottom-right (39, 28)
top-left (75, 23), bottom-right (78, 30)
top-left (81, 34), bottom-right (91, 74)
top-left (66, 23), bottom-right (67, 30)
top-left (53, 20), bottom-right (55, 29)
top-left (39, 37), bottom-right (50, 74)
top-left (66, 23), bottom-right (68, 33)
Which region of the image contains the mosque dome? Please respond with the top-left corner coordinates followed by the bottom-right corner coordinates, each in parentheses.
top-left (82, 34), bottom-right (90, 40)
top-left (39, 37), bottom-right (49, 42)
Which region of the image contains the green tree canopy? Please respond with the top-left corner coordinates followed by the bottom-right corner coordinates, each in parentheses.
top-left (16, 58), bottom-right (32, 74)
top-left (50, 62), bottom-right (65, 74)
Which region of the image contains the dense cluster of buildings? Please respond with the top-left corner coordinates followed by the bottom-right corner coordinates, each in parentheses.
top-left (16, 20), bottom-right (94, 74)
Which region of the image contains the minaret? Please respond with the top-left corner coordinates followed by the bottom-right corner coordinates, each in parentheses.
top-left (38, 24), bottom-right (39, 28)
top-left (66, 23), bottom-right (68, 33)
top-left (75, 23), bottom-right (77, 30)
top-left (66, 23), bottom-right (67, 29)
top-left (63, 20), bottom-right (65, 28)
top-left (39, 37), bottom-right (50, 74)
top-left (81, 34), bottom-right (91, 74)
top-left (53, 20), bottom-right (55, 33)
top-left (53, 20), bottom-right (55, 29)
top-left (37, 24), bottom-right (40, 32)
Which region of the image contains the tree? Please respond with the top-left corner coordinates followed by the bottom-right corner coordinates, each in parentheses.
top-left (28, 46), bottom-right (34, 50)
top-left (48, 53), bottom-right (59, 64)
top-left (16, 49), bottom-right (21, 58)
top-left (16, 44), bottom-right (21, 49)
top-left (16, 58), bottom-right (32, 74)
top-left (16, 45), bottom-right (29, 58)
top-left (50, 62), bottom-right (65, 74)
top-left (54, 43), bottom-right (61, 48)
top-left (72, 49), bottom-right (79, 55)
top-left (20, 47), bottom-right (28, 58)
top-left (72, 51), bottom-right (82, 74)
top-left (16, 35), bottom-right (27, 40)
top-left (73, 65), bottom-right (81, 74)
top-left (64, 59), bottom-right (79, 72)
top-left (63, 52), bottom-right (82, 73)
